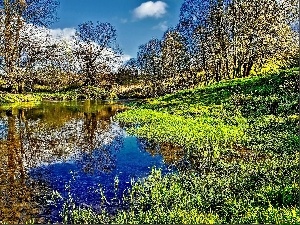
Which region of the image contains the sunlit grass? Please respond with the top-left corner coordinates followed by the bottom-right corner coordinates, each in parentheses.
top-left (51, 69), bottom-right (299, 224)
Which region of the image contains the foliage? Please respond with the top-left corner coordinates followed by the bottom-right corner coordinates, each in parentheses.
top-left (137, 38), bottom-right (162, 96)
top-left (0, 3), bottom-right (122, 95)
top-left (132, 0), bottom-right (298, 97)
top-left (0, 0), bottom-right (59, 93)
top-left (0, 86), bottom-right (112, 103)
top-left (115, 58), bottom-right (140, 86)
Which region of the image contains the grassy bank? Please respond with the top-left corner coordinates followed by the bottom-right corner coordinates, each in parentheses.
top-left (42, 69), bottom-right (300, 223)
top-left (116, 68), bottom-right (299, 156)
top-left (0, 83), bottom-right (151, 104)
top-left (0, 86), bottom-right (118, 103)
top-left (0, 92), bottom-right (42, 103)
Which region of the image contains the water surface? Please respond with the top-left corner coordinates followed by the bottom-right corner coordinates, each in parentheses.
top-left (0, 100), bottom-right (174, 223)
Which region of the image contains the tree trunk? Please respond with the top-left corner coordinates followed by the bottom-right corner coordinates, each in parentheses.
top-left (17, 82), bottom-right (24, 94)
top-left (243, 60), bottom-right (253, 77)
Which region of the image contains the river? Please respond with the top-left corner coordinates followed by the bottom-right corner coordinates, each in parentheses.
top-left (0, 100), bottom-right (176, 223)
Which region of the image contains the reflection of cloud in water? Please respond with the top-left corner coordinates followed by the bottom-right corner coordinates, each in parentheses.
top-left (0, 119), bottom-right (8, 140)
top-left (0, 102), bottom-right (128, 223)
top-left (22, 119), bottom-right (124, 168)
top-left (0, 101), bottom-right (172, 223)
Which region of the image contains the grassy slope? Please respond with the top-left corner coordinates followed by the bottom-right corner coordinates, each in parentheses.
top-left (62, 69), bottom-right (300, 224)
top-left (116, 68), bottom-right (298, 156)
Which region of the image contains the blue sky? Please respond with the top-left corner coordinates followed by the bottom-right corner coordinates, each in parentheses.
top-left (50, 0), bottom-right (184, 59)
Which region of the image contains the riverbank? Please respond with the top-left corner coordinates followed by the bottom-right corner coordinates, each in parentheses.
top-left (0, 86), bottom-right (111, 103)
top-left (0, 83), bottom-right (153, 104)
top-left (56, 68), bottom-right (300, 224)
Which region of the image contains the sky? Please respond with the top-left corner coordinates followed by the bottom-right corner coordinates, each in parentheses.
top-left (49, 0), bottom-right (184, 60)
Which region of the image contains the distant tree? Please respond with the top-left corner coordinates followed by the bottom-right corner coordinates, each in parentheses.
top-left (137, 38), bottom-right (162, 96)
top-left (0, 0), bottom-right (59, 93)
top-left (281, 0), bottom-right (298, 28)
top-left (16, 24), bottom-right (53, 91)
top-left (178, 0), bottom-right (228, 83)
top-left (74, 21), bottom-right (122, 87)
top-left (31, 35), bottom-right (82, 91)
top-left (161, 28), bottom-right (190, 91)
top-left (206, 0), bottom-right (231, 81)
top-left (115, 58), bottom-right (139, 85)
top-left (178, 0), bottom-right (210, 42)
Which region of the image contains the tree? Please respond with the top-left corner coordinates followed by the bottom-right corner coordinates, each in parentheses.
top-left (178, 0), bottom-right (210, 45)
top-left (14, 24), bottom-right (59, 91)
top-left (115, 58), bottom-right (139, 85)
top-left (161, 28), bottom-right (190, 91)
top-left (0, 0), bottom-right (59, 93)
top-left (74, 21), bottom-right (122, 87)
top-left (178, 0), bottom-right (298, 85)
top-left (137, 38), bottom-right (162, 96)
top-left (226, 0), bottom-right (298, 77)
top-left (32, 33), bottom-right (83, 91)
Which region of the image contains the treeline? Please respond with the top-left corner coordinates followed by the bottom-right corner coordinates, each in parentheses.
top-left (0, 0), bottom-right (121, 94)
top-left (121, 0), bottom-right (298, 96)
top-left (0, 0), bottom-right (298, 98)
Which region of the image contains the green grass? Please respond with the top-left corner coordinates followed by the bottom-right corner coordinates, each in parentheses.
top-left (0, 86), bottom-right (116, 103)
top-left (57, 68), bottom-right (300, 224)
top-left (116, 69), bottom-right (299, 156)
top-left (0, 93), bottom-right (42, 103)
top-left (116, 109), bottom-right (247, 160)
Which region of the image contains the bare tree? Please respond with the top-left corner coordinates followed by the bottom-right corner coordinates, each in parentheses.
top-left (0, 0), bottom-right (59, 93)
top-left (161, 28), bottom-right (190, 91)
top-left (74, 21), bottom-right (122, 87)
top-left (137, 38), bottom-right (162, 96)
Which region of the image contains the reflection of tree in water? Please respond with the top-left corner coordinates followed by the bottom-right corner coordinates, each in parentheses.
top-left (139, 138), bottom-right (216, 172)
top-left (0, 102), bottom-right (125, 223)
top-left (14, 103), bottom-right (124, 168)
top-left (79, 110), bottom-right (124, 174)
top-left (138, 138), bottom-right (185, 166)
top-left (0, 110), bottom-right (42, 224)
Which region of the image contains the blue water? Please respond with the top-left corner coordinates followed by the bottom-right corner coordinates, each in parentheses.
top-left (29, 135), bottom-right (173, 222)
top-left (0, 101), bottom-right (176, 223)
top-left (0, 120), bottom-right (8, 139)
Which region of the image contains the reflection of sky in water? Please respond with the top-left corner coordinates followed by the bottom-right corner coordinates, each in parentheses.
top-left (30, 135), bottom-right (173, 223)
top-left (0, 120), bottom-right (8, 140)
top-left (0, 101), bottom-right (176, 223)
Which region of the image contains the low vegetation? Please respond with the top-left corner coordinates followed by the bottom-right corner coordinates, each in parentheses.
top-left (55, 68), bottom-right (300, 224)
top-left (0, 86), bottom-right (119, 103)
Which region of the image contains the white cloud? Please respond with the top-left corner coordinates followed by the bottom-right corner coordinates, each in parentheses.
top-left (133, 1), bottom-right (168, 19)
top-left (121, 54), bottom-right (132, 63)
top-left (49, 28), bottom-right (76, 41)
top-left (153, 21), bottom-right (168, 31)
